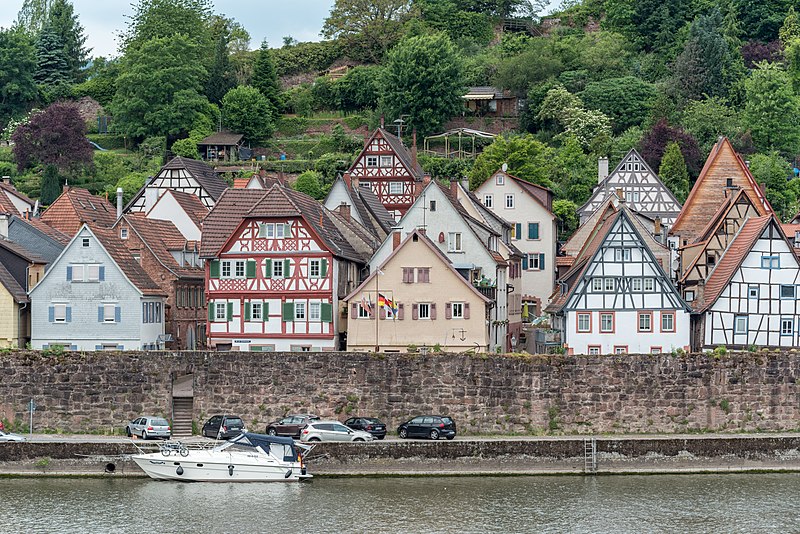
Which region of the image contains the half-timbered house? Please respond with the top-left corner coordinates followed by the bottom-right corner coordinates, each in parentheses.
top-left (691, 215), bottom-right (800, 350)
top-left (579, 149), bottom-right (682, 226)
top-left (324, 176), bottom-right (396, 242)
top-left (546, 206), bottom-right (690, 355)
top-left (342, 128), bottom-right (426, 218)
top-left (199, 185), bottom-right (375, 352)
top-left (126, 156), bottom-right (228, 213)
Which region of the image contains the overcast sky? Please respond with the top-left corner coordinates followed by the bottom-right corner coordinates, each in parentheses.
top-left (0, 0), bottom-right (336, 58)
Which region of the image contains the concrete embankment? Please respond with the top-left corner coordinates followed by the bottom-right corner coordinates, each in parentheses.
top-left (2, 435), bottom-right (800, 477)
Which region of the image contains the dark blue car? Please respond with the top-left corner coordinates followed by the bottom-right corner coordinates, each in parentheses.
top-left (397, 416), bottom-right (456, 440)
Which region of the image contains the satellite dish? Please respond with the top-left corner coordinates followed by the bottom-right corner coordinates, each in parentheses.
top-left (671, 258), bottom-right (680, 271)
top-left (501, 163), bottom-right (508, 172)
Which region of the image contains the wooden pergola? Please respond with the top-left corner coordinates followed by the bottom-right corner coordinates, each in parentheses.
top-left (423, 128), bottom-right (497, 159)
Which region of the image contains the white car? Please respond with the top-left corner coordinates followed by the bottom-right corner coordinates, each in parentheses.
top-left (0, 430), bottom-right (26, 442)
top-left (300, 421), bottom-right (374, 442)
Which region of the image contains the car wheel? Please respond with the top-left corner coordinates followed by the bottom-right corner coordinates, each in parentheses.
top-left (308, 437), bottom-right (321, 442)
top-left (429, 429), bottom-right (439, 440)
top-left (353, 438), bottom-right (364, 442)
top-left (378, 436), bottom-right (385, 440)
top-left (399, 428), bottom-right (408, 439)
top-left (446, 435), bottom-right (455, 440)
top-left (125, 427), bottom-right (132, 437)
top-left (267, 428), bottom-right (277, 436)
top-left (142, 431), bottom-right (149, 440)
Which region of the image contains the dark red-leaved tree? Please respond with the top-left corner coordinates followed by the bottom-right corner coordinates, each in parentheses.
top-left (740, 40), bottom-right (783, 69)
top-left (640, 119), bottom-right (702, 178)
top-left (12, 101), bottom-right (93, 174)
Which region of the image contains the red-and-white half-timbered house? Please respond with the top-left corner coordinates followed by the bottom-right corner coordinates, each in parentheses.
top-left (342, 127), bottom-right (426, 219)
top-left (200, 185), bottom-right (375, 352)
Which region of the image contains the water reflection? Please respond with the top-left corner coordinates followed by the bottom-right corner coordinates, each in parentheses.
top-left (1, 474), bottom-right (798, 533)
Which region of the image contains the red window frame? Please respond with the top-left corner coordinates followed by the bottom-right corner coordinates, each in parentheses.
top-left (599, 311), bottom-right (615, 333)
top-left (637, 311), bottom-right (653, 333)
top-left (660, 311), bottom-right (676, 333)
top-left (576, 312), bottom-right (592, 333)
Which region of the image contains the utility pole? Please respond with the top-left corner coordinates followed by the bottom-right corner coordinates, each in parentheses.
top-left (28, 398), bottom-right (36, 437)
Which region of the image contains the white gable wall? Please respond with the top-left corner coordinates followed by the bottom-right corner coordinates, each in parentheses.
top-left (145, 191), bottom-right (202, 241)
top-left (323, 180), bottom-right (366, 227)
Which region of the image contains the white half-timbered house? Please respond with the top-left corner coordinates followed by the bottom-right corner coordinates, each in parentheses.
top-left (324, 176), bottom-right (396, 242)
top-left (199, 185), bottom-right (374, 352)
top-left (691, 215), bottom-right (800, 350)
top-left (579, 149), bottom-right (682, 226)
top-left (546, 206), bottom-right (690, 355)
top-left (126, 156), bottom-right (229, 213)
top-left (342, 128), bottom-right (426, 218)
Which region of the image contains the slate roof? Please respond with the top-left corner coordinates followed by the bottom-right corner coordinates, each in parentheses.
top-left (0, 261), bottom-right (27, 303)
top-left (0, 236), bottom-right (46, 264)
top-left (116, 214), bottom-right (204, 279)
top-left (90, 225), bottom-right (165, 296)
top-left (200, 186), bottom-right (370, 263)
top-left (164, 190), bottom-right (208, 227)
top-left (40, 187), bottom-right (117, 236)
top-left (198, 131), bottom-right (244, 146)
top-left (692, 215), bottom-right (773, 313)
top-left (163, 157), bottom-right (229, 201)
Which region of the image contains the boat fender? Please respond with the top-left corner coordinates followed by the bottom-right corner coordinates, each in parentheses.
top-left (301, 467), bottom-right (307, 476)
top-left (228, 465), bottom-right (234, 476)
top-left (284, 469), bottom-right (292, 479)
top-left (176, 466), bottom-right (184, 476)
top-left (105, 463), bottom-right (116, 474)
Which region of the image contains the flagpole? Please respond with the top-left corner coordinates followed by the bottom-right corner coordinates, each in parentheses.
top-left (375, 269), bottom-right (379, 352)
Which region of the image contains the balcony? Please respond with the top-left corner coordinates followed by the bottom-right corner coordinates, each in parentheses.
top-left (474, 285), bottom-right (496, 301)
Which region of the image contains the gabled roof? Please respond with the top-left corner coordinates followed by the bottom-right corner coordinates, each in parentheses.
top-left (463, 86), bottom-right (511, 100)
top-left (90, 226), bottom-right (165, 296)
top-left (115, 214), bottom-right (203, 279)
top-left (164, 157), bottom-right (229, 201)
top-left (198, 130), bottom-right (244, 146)
top-left (0, 237), bottom-right (46, 264)
top-left (325, 177), bottom-right (396, 238)
top-left (9, 215), bottom-right (70, 246)
top-left (200, 185), bottom-right (370, 263)
top-left (150, 189), bottom-right (208, 228)
top-left (483, 170), bottom-right (554, 212)
top-left (0, 182), bottom-right (34, 216)
top-left (670, 137), bottom-right (772, 240)
top-left (692, 215), bottom-right (777, 313)
top-left (0, 261), bottom-right (27, 303)
top-left (345, 229), bottom-right (491, 303)
top-left (40, 187), bottom-right (117, 236)
top-left (353, 128), bottom-right (425, 180)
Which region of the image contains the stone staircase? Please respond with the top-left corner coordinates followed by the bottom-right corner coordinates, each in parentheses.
top-left (171, 397), bottom-right (194, 437)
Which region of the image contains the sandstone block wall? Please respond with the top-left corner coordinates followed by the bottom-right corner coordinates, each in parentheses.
top-left (0, 351), bottom-right (798, 434)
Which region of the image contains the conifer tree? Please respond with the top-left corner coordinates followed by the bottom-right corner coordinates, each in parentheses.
top-left (205, 33), bottom-right (234, 104)
top-left (40, 164), bottom-right (61, 205)
top-left (34, 28), bottom-right (70, 86)
top-left (672, 9), bottom-right (733, 101)
top-left (45, 0), bottom-right (90, 83)
top-left (658, 141), bottom-right (689, 203)
top-left (252, 40), bottom-right (280, 110)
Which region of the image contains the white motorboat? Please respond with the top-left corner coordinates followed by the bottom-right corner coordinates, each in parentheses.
top-left (131, 432), bottom-right (313, 482)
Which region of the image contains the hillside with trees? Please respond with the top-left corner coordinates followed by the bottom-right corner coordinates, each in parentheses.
top-left (2, 0), bottom-right (800, 227)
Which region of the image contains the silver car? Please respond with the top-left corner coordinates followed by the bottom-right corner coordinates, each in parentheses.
top-left (300, 421), bottom-right (375, 442)
top-left (126, 416), bottom-right (171, 440)
top-left (0, 430), bottom-right (26, 442)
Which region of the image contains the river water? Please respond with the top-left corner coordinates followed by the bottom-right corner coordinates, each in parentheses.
top-left (1, 474), bottom-right (798, 533)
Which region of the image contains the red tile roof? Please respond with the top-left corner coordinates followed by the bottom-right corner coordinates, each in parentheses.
top-left (693, 215), bottom-right (772, 313)
top-left (164, 190), bottom-right (208, 227)
top-left (0, 182), bottom-right (34, 216)
top-left (40, 187), bottom-right (117, 236)
top-left (117, 214), bottom-right (203, 279)
top-left (90, 225), bottom-right (165, 296)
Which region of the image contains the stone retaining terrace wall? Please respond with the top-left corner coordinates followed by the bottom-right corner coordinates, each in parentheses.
top-left (0, 351), bottom-right (798, 434)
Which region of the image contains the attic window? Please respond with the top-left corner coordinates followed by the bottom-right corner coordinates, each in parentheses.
top-left (120, 228), bottom-right (128, 239)
top-left (132, 253), bottom-right (141, 264)
top-left (366, 156), bottom-right (378, 167)
top-left (413, 234), bottom-right (419, 242)
top-left (82, 238), bottom-right (90, 247)
top-left (429, 200), bottom-right (436, 212)
top-left (496, 174), bottom-right (505, 185)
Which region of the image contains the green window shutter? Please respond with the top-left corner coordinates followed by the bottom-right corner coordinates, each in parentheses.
top-left (209, 260), bottom-right (220, 278)
top-left (208, 302), bottom-right (215, 321)
top-left (528, 223), bottom-right (539, 240)
top-left (321, 302), bottom-right (332, 323)
top-left (246, 260), bottom-right (256, 279)
top-left (321, 258), bottom-right (328, 277)
top-left (283, 301), bottom-right (294, 321)
top-left (265, 259), bottom-right (272, 279)
top-left (226, 302), bottom-right (233, 321)
top-left (264, 302), bottom-right (269, 321)
top-left (244, 302), bottom-right (251, 321)
top-left (539, 253), bottom-right (545, 270)
top-left (284, 259), bottom-right (291, 277)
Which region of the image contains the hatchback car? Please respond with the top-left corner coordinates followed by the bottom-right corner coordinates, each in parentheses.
top-left (397, 416), bottom-right (456, 440)
top-left (300, 421), bottom-right (374, 442)
top-left (126, 416), bottom-right (171, 440)
top-left (265, 414), bottom-right (320, 438)
top-left (0, 429), bottom-right (26, 442)
top-left (344, 417), bottom-right (387, 440)
top-left (202, 415), bottom-right (245, 439)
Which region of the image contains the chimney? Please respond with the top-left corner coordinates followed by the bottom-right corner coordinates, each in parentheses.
top-left (460, 178), bottom-right (469, 192)
top-left (1, 176), bottom-right (9, 184)
top-left (411, 129), bottom-right (418, 172)
top-left (0, 213), bottom-right (7, 239)
top-left (745, 160), bottom-right (751, 168)
top-left (343, 171), bottom-right (352, 188)
top-left (391, 226), bottom-right (402, 250)
top-left (62, 184), bottom-right (70, 193)
top-left (598, 157), bottom-right (609, 184)
top-left (351, 175), bottom-right (360, 189)
top-left (654, 217), bottom-right (661, 236)
top-left (116, 187), bottom-right (123, 219)
top-left (338, 202), bottom-right (350, 222)
top-left (450, 179), bottom-right (459, 197)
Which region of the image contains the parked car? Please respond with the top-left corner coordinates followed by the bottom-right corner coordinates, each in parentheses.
top-left (397, 416), bottom-right (456, 440)
top-left (344, 417), bottom-right (387, 440)
top-left (202, 415), bottom-right (245, 440)
top-left (126, 416), bottom-right (171, 440)
top-left (0, 430), bottom-right (26, 442)
top-left (265, 414), bottom-right (320, 438)
top-left (300, 421), bottom-right (374, 442)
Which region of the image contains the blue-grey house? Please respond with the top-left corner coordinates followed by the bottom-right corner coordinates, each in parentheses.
top-left (29, 224), bottom-right (167, 351)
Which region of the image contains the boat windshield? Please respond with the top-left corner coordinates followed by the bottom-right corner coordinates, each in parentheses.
top-left (228, 432), bottom-right (298, 462)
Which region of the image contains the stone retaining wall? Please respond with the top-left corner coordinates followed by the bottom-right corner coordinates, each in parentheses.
top-left (1, 351), bottom-right (799, 434)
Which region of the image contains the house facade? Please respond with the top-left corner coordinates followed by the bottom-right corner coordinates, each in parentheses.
top-left (691, 215), bottom-right (800, 350)
top-left (0, 262), bottom-right (28, 348)
top-left (324, 176), bottom-right (395, 242)
top-left (0, 178), bottom-right (35, 217)
top-left (474, 169), bottom-right (556, 314)
top-left (342, 127), bottom-right (425, 218)
top-left (126, 156), bottom-right (229, 212)
top-left (200, 186), bottom-right (373, 352)
top-left (345, 230), bottom-right (490, 352)
top-left (144, 189), bottom-right (207, 242)
top-left (547, 207), bottom-right (690, 355)
top-left (29, 225), bottom-right (166, 351)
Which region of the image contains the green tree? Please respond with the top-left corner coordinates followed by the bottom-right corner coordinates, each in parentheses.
top-left (658, 141), bottom-right (690, 202)
top-left (45, 0), bottom-right (90, 83)
top-left (293, 170), bottom-right (324, 199)
top-left (379, 33), bottom-right (464, 136)
top-left (115, 171), bottom-right (149, 205)
top-left (170, 137), bottom-right (200, 159)
top-left (680, 96), bottom-right (741, 153)
top-left (40, 163), bottom-right (61, 205)
top-left (14, 0), bottom-right (53, 34)
top-left (671, 9), bottom-right (734, 101)
top-left (579, 76), bottom-right (656, 134)
top-left (221, 86), bottom-right (274, 145)
top-left (552, 199), bottom-right (579, 240)
top-left (779, 5), bottom-right (800, 45)
top-left (743, 62), bottom-right (800, 155)
top-left (537, 86), bottom-right (612, 150)
top-left (336, 66), bottom-right (381, 111)
top-left (494, 39), bottom-right (564, 95)
top-left (552, 135), bottom-right (595, 204)
top-left (119, 0), bottom-right (213, 53)
top-left (749, 151), bottom-right (794, 219)
top-left (205, 33), bottom-right (234, 104)
top-left (251, 40), bottom-right (280, 109)
top-left (322, 0), bottom-right (412, 62)
top-left (34, 28), bottom-right (70, 87)
top-left (73, 57), bottom-right (119, 107)
top-left (111, 34), bottom-right (210, 139)
top-left (469, 134), bottom-right (556, 190)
